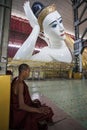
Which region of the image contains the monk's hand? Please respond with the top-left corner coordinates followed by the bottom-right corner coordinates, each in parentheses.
top-left (33, 99), bottom-right (40, 103)
top-left (38, 107), bottom-right (50, 115)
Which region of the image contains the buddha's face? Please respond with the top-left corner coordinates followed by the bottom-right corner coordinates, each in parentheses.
top-left (43, 11), bottom-right (66, 40)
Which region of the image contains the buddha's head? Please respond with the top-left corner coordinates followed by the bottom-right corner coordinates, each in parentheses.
top-left (32, 1), bottom-right (66, 40)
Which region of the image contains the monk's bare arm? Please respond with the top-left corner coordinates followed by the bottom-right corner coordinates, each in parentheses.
top-left (18, 82), bottom-right (50, 114)
top-left (18, 82), bottom-right (40, 113)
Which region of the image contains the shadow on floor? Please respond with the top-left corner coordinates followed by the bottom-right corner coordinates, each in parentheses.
top-left (40, 95), bottom-right (87, 130)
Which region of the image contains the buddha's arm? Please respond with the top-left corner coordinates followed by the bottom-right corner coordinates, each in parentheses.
top-left (13, 1), bottom-right (40, 60)
top-left (13, 25), bottom-right (40, 60)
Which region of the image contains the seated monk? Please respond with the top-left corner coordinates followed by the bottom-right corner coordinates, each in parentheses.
top-left (9, 63), bottom-right (54, 130)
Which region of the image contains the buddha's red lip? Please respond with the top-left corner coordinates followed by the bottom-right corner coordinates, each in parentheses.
top-left (60, 33), bottom-right (65, 36)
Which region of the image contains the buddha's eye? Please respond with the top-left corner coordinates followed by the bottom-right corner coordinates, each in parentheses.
top-left (59, 19), bottom-right (62, 23)
top-left (51, 23), bottom-right (57, 28)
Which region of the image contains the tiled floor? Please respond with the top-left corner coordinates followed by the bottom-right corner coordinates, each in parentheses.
top-left (26, 79), bottom-right (87, 129)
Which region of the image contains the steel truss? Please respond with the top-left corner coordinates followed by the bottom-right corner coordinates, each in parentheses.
top-left (0, 0), bottom-right (12, 74)
top-left (71, 0), bottom-right (87, 72)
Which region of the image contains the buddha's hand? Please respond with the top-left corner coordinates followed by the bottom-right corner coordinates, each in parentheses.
top-left (24, 1), bottom-right (39, 28)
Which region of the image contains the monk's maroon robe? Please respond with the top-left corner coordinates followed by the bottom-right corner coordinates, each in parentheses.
top-left (9, 77), bottom-right (54, 130)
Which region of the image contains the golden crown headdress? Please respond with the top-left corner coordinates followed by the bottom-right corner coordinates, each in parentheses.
top-left (32, 2), bottom-right (56, 32)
